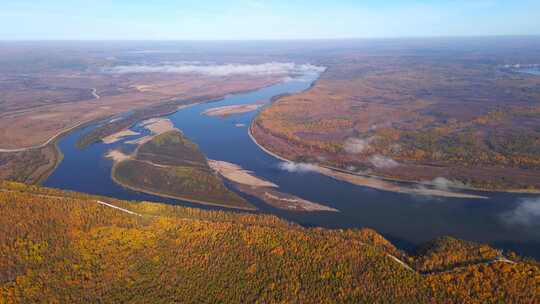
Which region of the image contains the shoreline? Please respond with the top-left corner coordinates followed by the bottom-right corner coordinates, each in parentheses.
top-left (248, 120), bottom-right (537, 197)
top-left (34, 141), bottom-right (64, 185)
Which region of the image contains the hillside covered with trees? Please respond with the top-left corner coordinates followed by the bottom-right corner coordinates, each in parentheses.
top-left (0, 181), bottom-right (539, 303)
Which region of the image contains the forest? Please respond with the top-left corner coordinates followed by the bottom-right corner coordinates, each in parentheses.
top-left (0, 181), bottom-right (538, 303)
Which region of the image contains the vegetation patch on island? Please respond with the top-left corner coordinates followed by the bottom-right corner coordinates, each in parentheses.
top-left (110, 130), bottom-right (254, 210)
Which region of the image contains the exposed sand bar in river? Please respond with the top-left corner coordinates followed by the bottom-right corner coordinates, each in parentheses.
top-left (209, 159), bottom-right (338, 212)
top-left (140, 118), bottom-right (177, 134)
top-left (315, 166), bottom-right (487, 199)
top-left (262, 190), bottom-right (338, 212)
top-left (202, 104), bottom-right (261, 117)
top-left (208, 160), bottom-right (278, 188)
top-left (125, 118), bottom-right (178, 145)
top-left (102, 129), bottom-right (140, 144)
top-left (105, 150), bottom-right (131, 163)
top-left (248, 123), bottom-right (487, 199)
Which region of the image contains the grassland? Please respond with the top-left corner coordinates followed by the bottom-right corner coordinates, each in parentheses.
top-left (111, 130), bottom-right (254, 210)
top-left (0, 180), bottom-right (538, 303)
top-left (0, 70), bottom-right (279, 150)
top-left (252, 41), bottom-right (540, 192)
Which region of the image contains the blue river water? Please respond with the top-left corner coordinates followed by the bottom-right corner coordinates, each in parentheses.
top-left (45, 76), bottom-right (540, 258)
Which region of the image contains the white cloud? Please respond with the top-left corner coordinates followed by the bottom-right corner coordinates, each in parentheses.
top-left (107, 62), bottom-right (326, 77)
top-left (430, 177), bottom-right (466, 191)
top-left (126, 50), bottom-right (187, 54)
top-left (278, 162), bottom-right (318, 173)
top-left (501, 197), bottom-right (540, 227)
top-left (282, 73), bottom-right (322, 83)
top-left (369, 155), bottom-right (399, 169)
top-left (344, 137), bottom-right (375, 154)
top-left (429, 177), bottom-right (452, 190)
top-left (346, 165), bottom-right (357, 172)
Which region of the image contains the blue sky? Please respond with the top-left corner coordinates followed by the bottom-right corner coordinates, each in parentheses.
top-left (1, 0), bottom-right (539, 40)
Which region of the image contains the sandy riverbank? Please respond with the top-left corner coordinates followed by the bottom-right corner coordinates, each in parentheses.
top-left (315, 166), bottom-right (487, 199)
top-left (202, 104), bottom-right (261, 117)
top-left (208, 160), bottom-right (278, 188)
top-left (248, 123), bottom-right (489, 199)
top-left (141, 118), bottom-right (177, 134)
top-left (209, 159), bottom-right (337, 212)
top-left (106, 118), bottom-right (178, 162)
top-left (102, 130), bottom-right (140, 144)
top-left (125, 118), bottom-right (178, 145)
top-left (105, 150), bottom-right (131, 163)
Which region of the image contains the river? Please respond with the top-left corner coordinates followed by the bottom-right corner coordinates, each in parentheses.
top-left (44, 75), bottom-right (540, 259)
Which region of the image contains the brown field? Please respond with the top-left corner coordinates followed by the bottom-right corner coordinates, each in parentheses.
top-left (0, 73), bottom-right (278, 150)
top-left (253, 38), bottom-right (540, 192)
top-left (0, 42), bottom-right (291, 183)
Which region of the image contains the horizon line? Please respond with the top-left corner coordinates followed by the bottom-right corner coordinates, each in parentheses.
top-left (1, 34), bottom-right (540, 43)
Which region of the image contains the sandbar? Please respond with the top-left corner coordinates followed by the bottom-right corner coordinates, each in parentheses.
top-left (209, 159), bottom-right (338, 212)
top-left (105, 150), bottom-right (131, 163)
top-left (315, 166), bottom-right (487, 199)
top-left (202, 104), bottom-right (261, 117)
top-left (102, 129), bottom-right (140, 144)
top-left (140, 118), bottom-right (177, 134)
top-left (208, 160), bottom-right (278, 188)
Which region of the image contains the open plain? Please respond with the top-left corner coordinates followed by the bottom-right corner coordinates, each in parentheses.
top-left (0, 42), bottom-right (294, 182)
top-left (253, 38), bottom-right (540, 192)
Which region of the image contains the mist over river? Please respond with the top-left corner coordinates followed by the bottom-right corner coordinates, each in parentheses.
top-left (45, 75), bottom-right (540, 259)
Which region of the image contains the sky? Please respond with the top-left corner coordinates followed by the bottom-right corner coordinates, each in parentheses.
top-left (1, 0), bottom-right (539, 40)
